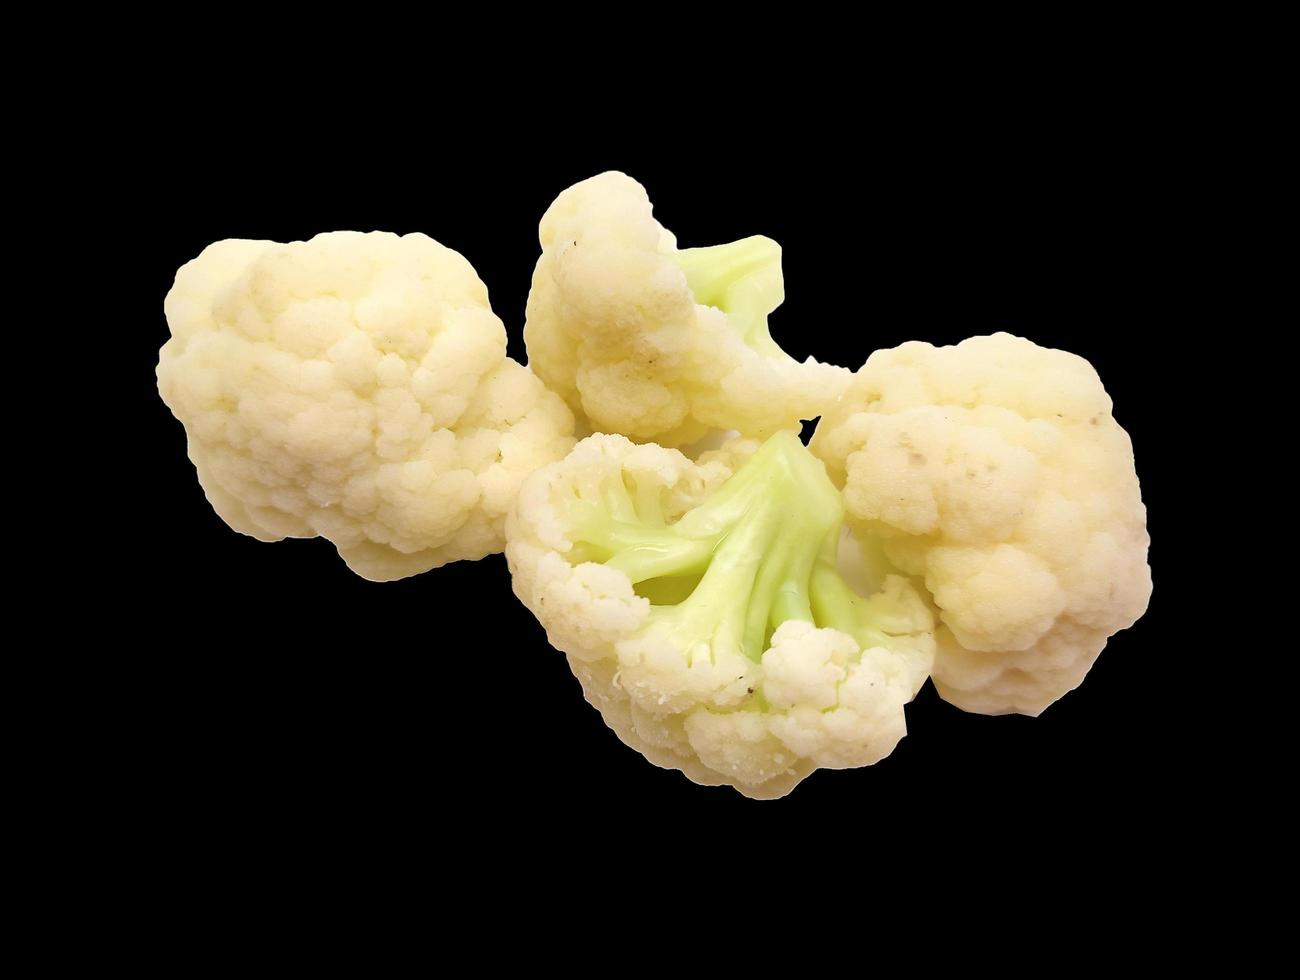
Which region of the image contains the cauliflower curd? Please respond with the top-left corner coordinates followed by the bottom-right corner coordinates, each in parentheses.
top-left (524, 171), bottom-right (850, 447)
top-left (157, 232), bottom-right (574, 581)
top-left (811, 333), bottom-right (1152, 715)
top-left (506, 431), bottom-right (935, 798)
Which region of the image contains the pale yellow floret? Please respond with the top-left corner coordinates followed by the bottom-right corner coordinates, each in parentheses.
top-left (524, 171), bottom-right (850, 446)
top-left (812, 333), bottom-right (1152, 715)
top-left (762, 621), bottom-right (912, 769)
top-left (158, 231), bottom-right (575, 581)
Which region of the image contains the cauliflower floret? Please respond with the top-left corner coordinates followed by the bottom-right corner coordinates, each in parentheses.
top-left (811, 333), bottom-right (1151, 715)
top-left (506, 430), bottom-right (935, 798)
top-left (524, 171), bottom-right (850, 446)
top-left (158, 232), bottom-right (574, 581)
top-left (683, 710), bottom-right (807, 792)
top-left (763, 622), bottom-right (913, 769)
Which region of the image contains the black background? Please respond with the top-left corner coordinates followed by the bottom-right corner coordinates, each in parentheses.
top-left (128, 116), bottom-right (1180, 881)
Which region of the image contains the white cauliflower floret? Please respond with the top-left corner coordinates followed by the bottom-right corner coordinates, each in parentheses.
top-left (811, 333), bottom-right (1151, 715)
top-left (524, 171), bottom-right (850, 447)
top-left (683, 710), bottom-right (806, 790)
top-left (158, 232), bottom-right (575, 581)
top-left (505, 430), bottom-right (935, 799)
top-left (763, 622), bottom-right (913, 769)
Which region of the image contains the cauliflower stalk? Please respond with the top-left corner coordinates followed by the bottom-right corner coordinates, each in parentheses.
top-left (158, 231), bottom-right (574, 581)
top-left (507, 430), bottom-right (935, 799)
top-left (811, 333), bottom-right (1152, 715)
top-left (524, 171), bottom-right (850, 447)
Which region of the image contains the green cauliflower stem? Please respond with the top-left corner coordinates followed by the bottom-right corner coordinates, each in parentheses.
top-left (673, 236), bottom-right (786, 359)
top-left (564, 431), bottom-right (908, 671)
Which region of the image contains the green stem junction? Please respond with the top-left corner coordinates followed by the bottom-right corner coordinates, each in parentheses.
top-left (566, 432), bottom-right (900, 663)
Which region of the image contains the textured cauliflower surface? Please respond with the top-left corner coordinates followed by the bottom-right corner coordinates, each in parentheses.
top-left (158, 232), bottom-right (574, 581)
top-left (811, 333), bottom-right (1151, 715)
top-left (506, 433), bottom-right (934, 798)
top-left (524, 171), bottom-right (849, 447)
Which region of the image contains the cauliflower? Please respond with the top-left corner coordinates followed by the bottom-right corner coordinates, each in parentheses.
top-left (523, 171), bottom-right (850, 447)
top-left (157, 232), bottom-right (575, 581)
top-left (810, 333), bottom-right (1152, 715)
top-left (506, 430), bottom-right (935, 798)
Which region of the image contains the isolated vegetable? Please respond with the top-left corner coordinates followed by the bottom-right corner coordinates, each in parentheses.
top-left (506, 430), bottom-right (935, 798)
top-left (811, 333), bottom-right (1152, 715)
top-left (157, 232), bottom-right (574, 581)
top-left (524, 171), bottom-right (850, 447)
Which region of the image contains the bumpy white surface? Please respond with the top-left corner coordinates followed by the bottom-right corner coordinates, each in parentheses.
top-left (524, 171), bottom-right (849, 446)
top-left (506, 434), bottom-right (934, 799)
top-left (811, 333), bottom-right (1151, 715)
top-left (158, 232), bottom-right (574, 581)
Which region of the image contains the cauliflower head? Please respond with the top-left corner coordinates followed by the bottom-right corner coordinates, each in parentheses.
top-left (810, 333), bottom-right (1151, 716)
top-left (524, 171), bottom-right (850, 447)
top-left (506, 430), bottom-right (935, 799)
top-left (157, 231), bottom-right (575, 581)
